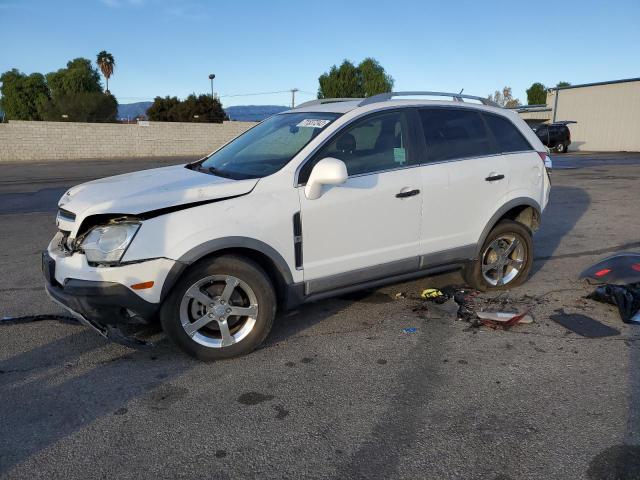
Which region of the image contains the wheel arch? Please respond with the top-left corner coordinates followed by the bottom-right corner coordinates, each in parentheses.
top-left (160, 237), bottom-right (294, 309)
top-left (475, 198), bottom-right (541, 257)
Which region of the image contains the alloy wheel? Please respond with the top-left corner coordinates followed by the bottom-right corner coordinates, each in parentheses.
top-left (179, 275), bottom-right (258, 348)
top-left (481, 234), bottom-right (526, 287)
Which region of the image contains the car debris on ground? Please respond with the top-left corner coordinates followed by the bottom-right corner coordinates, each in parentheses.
top-left (580, 252), bottom-right (640, 324)
top-left (416, 285), bottom-right (534, 330)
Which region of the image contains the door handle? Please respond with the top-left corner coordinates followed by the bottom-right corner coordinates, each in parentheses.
top-left (485, 174), bottom-right (505, 182)
top-left (395, 189), bottom-right (420, 198)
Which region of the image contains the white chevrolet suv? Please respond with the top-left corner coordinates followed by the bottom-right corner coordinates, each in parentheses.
top-left (43, 92), bottom-right (551, 359)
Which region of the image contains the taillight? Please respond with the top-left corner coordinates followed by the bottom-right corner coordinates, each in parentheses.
top-left (595, 268), bottom-right (612, 278)
top-left (632, 263), bottom-right (640, 272)
top-left (538, 151), bottom-right (552, 171)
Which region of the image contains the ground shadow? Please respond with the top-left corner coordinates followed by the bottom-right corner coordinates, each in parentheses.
top-left (0, 328), bottom-right (195, 474)
top-left (531, 185), bottom-right (591, 275)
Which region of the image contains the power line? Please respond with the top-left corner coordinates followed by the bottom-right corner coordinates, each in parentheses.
top-left (219, 90), bottom-right (292, 98)
top-left (219, 89), bottom-right (316, 99)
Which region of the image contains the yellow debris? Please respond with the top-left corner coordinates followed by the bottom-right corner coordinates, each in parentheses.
top-left (421, 288), bottom-right (443, 299)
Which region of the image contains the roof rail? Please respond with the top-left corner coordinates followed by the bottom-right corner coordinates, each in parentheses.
top-left (294, 98), bottom-right (363, 109)
top-left (359, 91), bottom-right (500, 108)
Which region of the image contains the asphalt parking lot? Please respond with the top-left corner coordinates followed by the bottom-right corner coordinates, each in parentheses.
top-left (1, 153), bottom-right (639, 479)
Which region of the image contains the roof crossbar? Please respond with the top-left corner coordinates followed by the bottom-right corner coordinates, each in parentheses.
top-left (359, 91), bottom-right (500, 108)
top-left (294, 98), bottom-right (363, 109)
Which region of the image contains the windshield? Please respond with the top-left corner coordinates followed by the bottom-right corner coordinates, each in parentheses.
top-left (198, 112), bottom-right (340, 179)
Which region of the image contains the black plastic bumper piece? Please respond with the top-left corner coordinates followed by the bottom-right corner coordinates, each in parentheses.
top-left (45, 279), bottom-right (158, 325)
top-left (42, 252), bottom-right (159, 327)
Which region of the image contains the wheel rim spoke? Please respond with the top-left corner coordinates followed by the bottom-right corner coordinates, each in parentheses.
top-left (186, 285), bottom-right (214, 306)
top-left (229, 304), bottom-right (258, 318)
top-left (184, 314), bottom-right (215, 337)
top-left (220, 277), bottom-right (240, 303)
top-left (488, 239), bottom-right (503, 254)
top-left (495, 265), bottom-right (506, 285)
top-left (218, 319), bottom-right (234, 347)
top-left (504, 238), bottom-right (520, 257)
top-left (508, 258), bottom-right (523, 270)
top-left (482, 262), bottom-right (498, 273)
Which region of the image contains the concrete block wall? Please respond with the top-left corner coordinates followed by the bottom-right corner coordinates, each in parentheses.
top-left (0, 120), bottom-right (257, 162)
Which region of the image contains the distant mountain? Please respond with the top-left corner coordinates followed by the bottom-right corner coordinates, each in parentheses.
top-left (225, 105), bottom-right (288, 122)
top-left (117, 102), bottom-right (153, 120)
top-left (117, 102), bottom-right (289, 122)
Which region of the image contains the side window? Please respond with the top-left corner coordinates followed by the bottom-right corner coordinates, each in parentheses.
top-left (299, 110), bottom-right (412, 182)
top-left (483, 114), bottom-right (533, 153)
top-left (418, 108), bottom-right (498, 162)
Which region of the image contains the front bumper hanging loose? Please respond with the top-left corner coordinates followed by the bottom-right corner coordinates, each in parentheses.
top-left (42, 250), bottom-right (159, 347)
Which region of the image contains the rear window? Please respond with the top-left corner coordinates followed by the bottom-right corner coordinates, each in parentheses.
top-left (483, 114), bottom-right (532, 153)
top-left (418, 108), bottom-right (498, 162)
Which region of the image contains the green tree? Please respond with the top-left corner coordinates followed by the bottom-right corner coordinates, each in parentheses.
top-left (46, 58), bottom-right (102, 99)
top-left (526, 82), bottom-right (547, 105)
top-left (358, 58), bottom-right (395, 97)
top-left (147, 94), bottom-right (228, 122)
top-left (556, 81), bottom-right (571, 88)
top-left (41, 58), bottom-right (116, 122)
top-left (39, 92), bottom-right (118, 122)
top-left (96, 50), bottom-right (116, 93)
top-left (317, 58), bottom-right (393, 99)
top-left (1, 57), bottom-right (117, 122)
top-left (147, 96), bottom-right (181, 121)
top-left (487, 86), bottom-right (521, 108)
top-left (0, 69), bottom-right (50, 120)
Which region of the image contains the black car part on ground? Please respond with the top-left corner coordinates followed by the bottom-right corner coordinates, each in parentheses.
top-left (587, 283), bottom-right (640, 324)
top-left (580, 252), bottom-right (640, 285)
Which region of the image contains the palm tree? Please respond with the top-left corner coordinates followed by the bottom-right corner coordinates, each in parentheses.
top-left (96, 50), bottom-right (115, 94)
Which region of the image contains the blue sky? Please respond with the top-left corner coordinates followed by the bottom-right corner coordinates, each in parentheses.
top-left (1, 0), bottom-right (639, 107)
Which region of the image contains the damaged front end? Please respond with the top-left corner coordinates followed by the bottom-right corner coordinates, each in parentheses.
top-left (43, 216), bottom-right (160, 348)
top-left (43, 262), bottom-right (157, 347)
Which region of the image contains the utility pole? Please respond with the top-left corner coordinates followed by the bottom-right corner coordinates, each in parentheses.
top-left (290, 88), bottom-right (299, 108)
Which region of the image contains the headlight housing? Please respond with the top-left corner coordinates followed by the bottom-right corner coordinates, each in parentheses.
top-left (80, 223), bottom-right (140, 264)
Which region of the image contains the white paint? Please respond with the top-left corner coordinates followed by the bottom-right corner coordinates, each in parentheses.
top-left (45, 98), bottom-right (550, 310)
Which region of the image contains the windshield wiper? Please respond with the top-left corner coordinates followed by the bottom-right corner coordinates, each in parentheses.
top-left (207, 166), bottom-right (235, 179)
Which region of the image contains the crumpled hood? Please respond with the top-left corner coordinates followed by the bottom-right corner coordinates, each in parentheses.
top-left (57, 164), bottom-right (258, 229)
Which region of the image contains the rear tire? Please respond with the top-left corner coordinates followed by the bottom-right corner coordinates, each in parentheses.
top-left (555, 142), bottom-right (566, 153)
top-left (465, 220), bottom-right (533, 291)
top-left (160, 255), bottom-right (276, 360)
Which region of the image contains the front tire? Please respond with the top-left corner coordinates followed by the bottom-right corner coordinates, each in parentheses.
top-left (555, 142), bottom-right (566, 153)
top-left (465, 220), bottom-right (533, 291)
top-left (161, 255), bottom-right (276, 360)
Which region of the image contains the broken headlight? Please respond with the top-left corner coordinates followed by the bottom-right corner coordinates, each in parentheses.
top-left (80, 223), bottom-right (140, 264)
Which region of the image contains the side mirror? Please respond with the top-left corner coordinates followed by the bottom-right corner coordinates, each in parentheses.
top-left (304, 157), bottom-right (348, 200)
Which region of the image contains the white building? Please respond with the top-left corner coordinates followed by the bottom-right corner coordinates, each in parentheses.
top-left (513, 77), bottom-right (640, 152)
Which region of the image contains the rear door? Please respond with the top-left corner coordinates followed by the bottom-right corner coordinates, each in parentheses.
top-left (483, 112), bottom-right (544, 209)
top-left (417, 107), bottom-right (509, 252)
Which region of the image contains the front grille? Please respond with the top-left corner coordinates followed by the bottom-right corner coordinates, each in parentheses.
top-left (58, 208), bottom-right (76, 222)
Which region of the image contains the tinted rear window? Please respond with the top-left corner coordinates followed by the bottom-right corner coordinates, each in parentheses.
top-left (419, 108), bottom-right (498, 162)
top-left (483, 114), bottom-right (532, 153)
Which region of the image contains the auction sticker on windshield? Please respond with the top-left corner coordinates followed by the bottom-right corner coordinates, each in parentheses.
top-left (296, 119), bottom-right (331, 128)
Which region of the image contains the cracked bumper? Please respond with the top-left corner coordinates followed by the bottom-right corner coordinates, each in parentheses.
top-left (43, 252), bottom-right (160, 327)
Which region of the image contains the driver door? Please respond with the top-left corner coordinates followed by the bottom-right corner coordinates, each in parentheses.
top-left (297, 110), bottom-right (423, 293)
